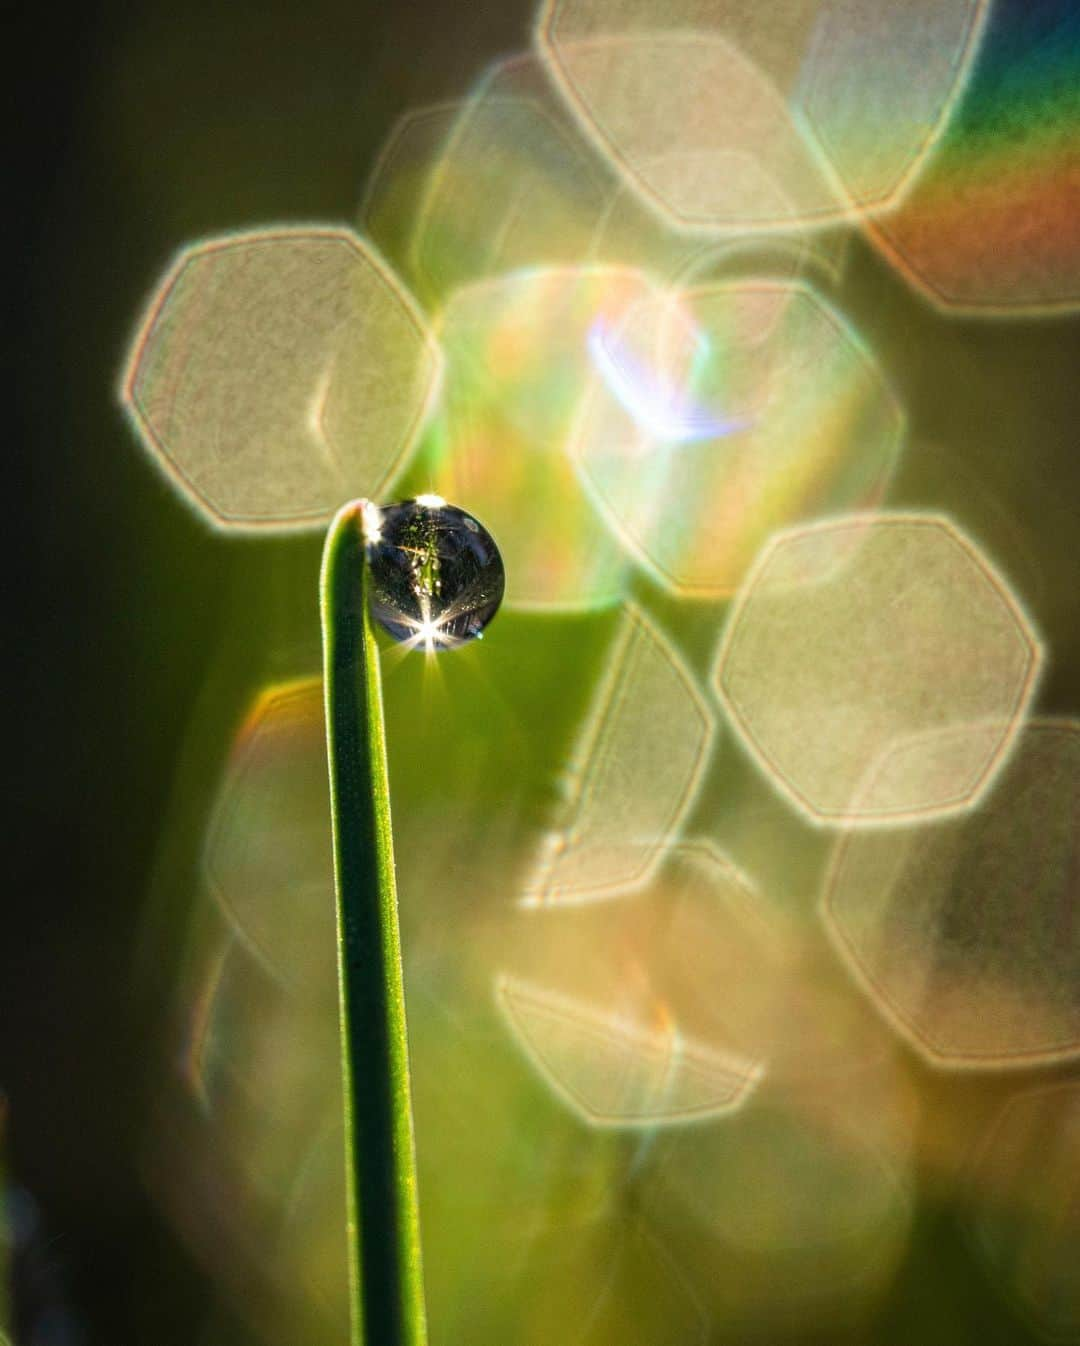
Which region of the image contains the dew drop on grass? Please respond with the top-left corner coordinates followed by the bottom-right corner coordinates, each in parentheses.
top-left (366, 496), bottom-right (505, 649)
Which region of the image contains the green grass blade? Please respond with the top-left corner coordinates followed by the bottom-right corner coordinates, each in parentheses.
top-left (320, 500), bottom-right (428, 1346)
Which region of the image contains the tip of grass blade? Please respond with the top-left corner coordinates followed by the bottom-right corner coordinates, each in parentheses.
top-left (320, 499), bottom-right (429, 1346)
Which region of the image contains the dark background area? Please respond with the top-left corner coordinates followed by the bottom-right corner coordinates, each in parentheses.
top-left (9, 2), bottom-right (1080, 1343)
top-left (10, 3), bottom-right (536, 1340)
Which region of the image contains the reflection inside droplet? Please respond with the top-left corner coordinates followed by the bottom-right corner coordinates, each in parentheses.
top-left (366, 497), bottom-right (505, 649)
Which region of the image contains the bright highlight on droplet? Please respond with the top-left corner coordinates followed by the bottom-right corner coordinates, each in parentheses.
top-left (366, 497), bottom-right (505, 650)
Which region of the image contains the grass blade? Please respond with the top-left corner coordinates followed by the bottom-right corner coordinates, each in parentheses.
top-left (320, 500), bottom-right (428, 1346)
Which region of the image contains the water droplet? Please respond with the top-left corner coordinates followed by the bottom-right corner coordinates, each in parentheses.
top-left (366, 498), bottom-right (505, 649)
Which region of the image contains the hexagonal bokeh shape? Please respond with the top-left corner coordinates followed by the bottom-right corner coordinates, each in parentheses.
top-left (647, 1078), bottom-right (914, 1330)
top-left (497, 978), bottom-right (761, 1127)
top-left (424, 265), bottom-right (654, 610)
top-left (473, 1218), bottom-right (708, 1346)
top-left (823, 720), bottom-right (1080, 1069)
top-left (526, 603), bottom-right (715, 903)
top-left (410, 54), bottom-right (613, 302)
top-left (360, 102), bottom-right (462, 294)
top-left (538, 30), bottom-right (843, 231)
top-left (122, 227), bottom-right (440, 530)
top-left (570, 279), bottom-right (902, 597)
top-left (203, 678), bottom-right (336, 989)
top-left (536, 0), bottom-right (988, 232)
top-left (500, 845), bottom-right (773, 1126)
top-left (715, 514), bottom-right (1042, 824)
top-left (966, 1083), bottom-right (1080, 1341)
top-left (281, 1142), bottom-right (712, 1345)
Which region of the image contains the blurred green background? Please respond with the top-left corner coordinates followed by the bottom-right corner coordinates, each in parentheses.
top-left (9, 0), bottom-right (1080, 1343)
